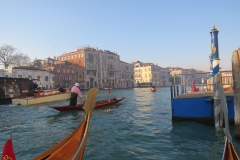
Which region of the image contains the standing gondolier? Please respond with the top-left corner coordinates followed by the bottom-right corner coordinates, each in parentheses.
top-left (69, 83), bottom-right (82, 106)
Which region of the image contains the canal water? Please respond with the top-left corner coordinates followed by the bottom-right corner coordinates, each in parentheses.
top-left (0, 87), bottom-right (240, 160)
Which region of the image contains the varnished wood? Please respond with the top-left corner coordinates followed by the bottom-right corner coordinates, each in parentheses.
top-left (223, 137), bottom-right (239, 160)
top-left (33, 88), bottom-right (99, 160)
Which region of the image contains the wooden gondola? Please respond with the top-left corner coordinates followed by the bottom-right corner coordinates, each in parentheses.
top-left (49, 97), bottom-right (125, 112)
top-left (219, 85), bottom-right (239, 160)
top-left (33, 88), bottom-right (99, 160)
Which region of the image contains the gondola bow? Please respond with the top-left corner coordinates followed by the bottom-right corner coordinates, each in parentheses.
top-left (33, 88), bottom-right (99, 160)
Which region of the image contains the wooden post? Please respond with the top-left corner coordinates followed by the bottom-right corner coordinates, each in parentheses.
top-left (173, 75), bottom-right (176, 98)
top-left (232, 50), bottom-right (240, 139)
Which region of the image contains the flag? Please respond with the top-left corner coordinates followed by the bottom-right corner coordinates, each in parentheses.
top-left (1, 138), bottom-right (16, 160)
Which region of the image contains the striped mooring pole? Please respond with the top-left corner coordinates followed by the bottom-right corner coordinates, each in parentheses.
top-left (210, 24), bottom-right (222, 127)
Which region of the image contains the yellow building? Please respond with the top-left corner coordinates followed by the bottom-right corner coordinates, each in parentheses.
top-left (133, 61), bottom-right (170, 87)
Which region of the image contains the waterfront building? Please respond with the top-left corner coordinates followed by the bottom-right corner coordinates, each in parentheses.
top-left (132, 61), bottom-right (170, 87)
top-left (12, 66), bottom-right (54, 89)
top-left (58, 47), bottom-right (134, 89)
top-left (27, 58), bottom-right (84, 89)
top-left (117, 61), bottom-right (134, 88)
top-left (0, 69), bottom-right (12, 77)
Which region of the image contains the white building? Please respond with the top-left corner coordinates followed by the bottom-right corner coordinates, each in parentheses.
top-left (12, 67), bottom-right (54, 89)
top-left (0, 69), bottom-right (12, 77)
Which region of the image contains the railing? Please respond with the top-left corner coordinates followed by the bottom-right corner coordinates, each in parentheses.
top-left (171, 71), bottom-right (233, 98)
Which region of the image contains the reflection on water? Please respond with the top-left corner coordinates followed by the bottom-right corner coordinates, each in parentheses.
top-left (0, 87), bottom-right (240, 159)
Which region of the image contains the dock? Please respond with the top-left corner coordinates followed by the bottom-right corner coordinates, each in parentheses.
top-left (171, 90), bottom-right (234, 124)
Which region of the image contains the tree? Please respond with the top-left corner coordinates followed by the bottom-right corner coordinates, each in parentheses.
top-left (11, 53), bottom-right (31, 67)
top-left (0, 44), bottom-right (15, 69)
top-left (0, 44), bottom-right (31, 69)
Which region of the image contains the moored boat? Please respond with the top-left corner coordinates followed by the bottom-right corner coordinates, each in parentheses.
top-left (0, 77), bottom-right (34, 105)
top-left (49, 97), bottom-right (125, 111)
top-left (12, 90), bottom-right (70, 106)
top-left (33, 88), bottom-right (99, 160)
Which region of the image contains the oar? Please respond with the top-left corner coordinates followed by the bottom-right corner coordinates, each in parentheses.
top-left (72, 88), bottom-right (99, 159)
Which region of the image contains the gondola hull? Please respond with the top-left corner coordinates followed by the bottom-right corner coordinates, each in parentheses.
top-left (49, 97), bottom-right (125, 111)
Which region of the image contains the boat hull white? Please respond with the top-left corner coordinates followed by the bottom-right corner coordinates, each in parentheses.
top-left (12, 92), bottom-right (70, 106)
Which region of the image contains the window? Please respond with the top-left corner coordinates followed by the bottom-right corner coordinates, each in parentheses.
top-left (81, 54), bottom-right (84, 57)
top-left (18, 75), bottom-right (22, 78)
top-left (37, 76), bottom-right (40, 81)
top-left (61, 58), bottom-right (63, 61)
top-left (28, 75), bottom-right (32, 78)
top-left (78, 54), bottom-right (80, 58)
top-left (71, 55), bottom-right (73, 59)
top-left (52, 76), bottom-right (54, 81)
top-left (45, 76), bottom-right (48, 81)
top-left (68, 56), bottom-right (70, 60)
top-left (63, 69), bottom-right (66, 73)
top-left (74, 55), bottom-right (77, 59)
top-left (57, 69), bottom-right (60, 73)
top-left (72, 70), bottom-right (74, 74)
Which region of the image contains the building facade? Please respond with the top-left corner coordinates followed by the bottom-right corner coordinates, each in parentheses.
top-left (12, 66), bottom-right (54, 89)
top-left (133, 61), bottom-right (170, 87)
top-left (58, 47), bottom-right (134, 89)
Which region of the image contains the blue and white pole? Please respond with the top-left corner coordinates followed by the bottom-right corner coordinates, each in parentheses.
top-left (210, 24), bottom-right (222, 127)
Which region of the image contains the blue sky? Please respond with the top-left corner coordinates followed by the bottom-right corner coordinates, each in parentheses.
top-left (1, 1), bottom-right (239, 71)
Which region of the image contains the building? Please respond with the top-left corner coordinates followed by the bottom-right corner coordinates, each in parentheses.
top-left (169, 67), bottom-right (208, 87)
top-left (27, 58), bottom-right (84, 89)
top-left (12, 66), bottom-right (54, 89)
top-left (132, 61), bottom-right (170, 87)
top-left (58, 47), bottom-right (134, 89)
top-left (0, 69), bottom-right (12, 77)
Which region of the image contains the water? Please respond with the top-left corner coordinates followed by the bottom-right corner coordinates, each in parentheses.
top-left (0, 87), bottom-right (240, 160)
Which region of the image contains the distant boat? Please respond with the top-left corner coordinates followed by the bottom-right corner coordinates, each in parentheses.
top-left (103, 88), bottom-right (112, 90)
top-left (151, 88), bottom-right (156, 92)
top-left (151, 85), bottom-right (156, 92)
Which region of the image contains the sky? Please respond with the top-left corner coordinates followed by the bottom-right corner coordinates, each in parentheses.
top-left (1, 0), bottom-right (240, 71)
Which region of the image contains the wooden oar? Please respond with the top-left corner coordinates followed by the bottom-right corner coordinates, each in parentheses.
top-left (219, 85), bottom-right (239, 160)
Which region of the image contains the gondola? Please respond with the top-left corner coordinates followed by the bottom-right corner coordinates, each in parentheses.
top-left (219, 85), bottom-right (239, 160)
top-left (33, 88), bottom-right (99, 160)
top-left (49, 97), bottom-right (125, 112)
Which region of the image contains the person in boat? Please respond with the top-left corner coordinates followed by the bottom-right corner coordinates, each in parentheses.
top-left (58, 86), bottom-right (65, 93)
top-left (69, 83), bottom-right (82, 106)
top-left (152, 85), bottom-right (156, 89)
top-left (33, 82), bottom-right (38, 90)
top-left (3, 82), bottom-right (10, 98)
top-left (0, 84), bottom-right (5, 98)
top-left (10, 81), bottom-right (20, 98)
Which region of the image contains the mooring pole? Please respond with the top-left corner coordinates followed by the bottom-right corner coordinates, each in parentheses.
top-left (232, 50), bottom-right (240, 139)
top-left (210, 24), bottom-right (222, 127)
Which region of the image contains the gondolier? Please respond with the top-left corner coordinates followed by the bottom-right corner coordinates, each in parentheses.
top-left (69, 83), bottom-right (82, 106)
